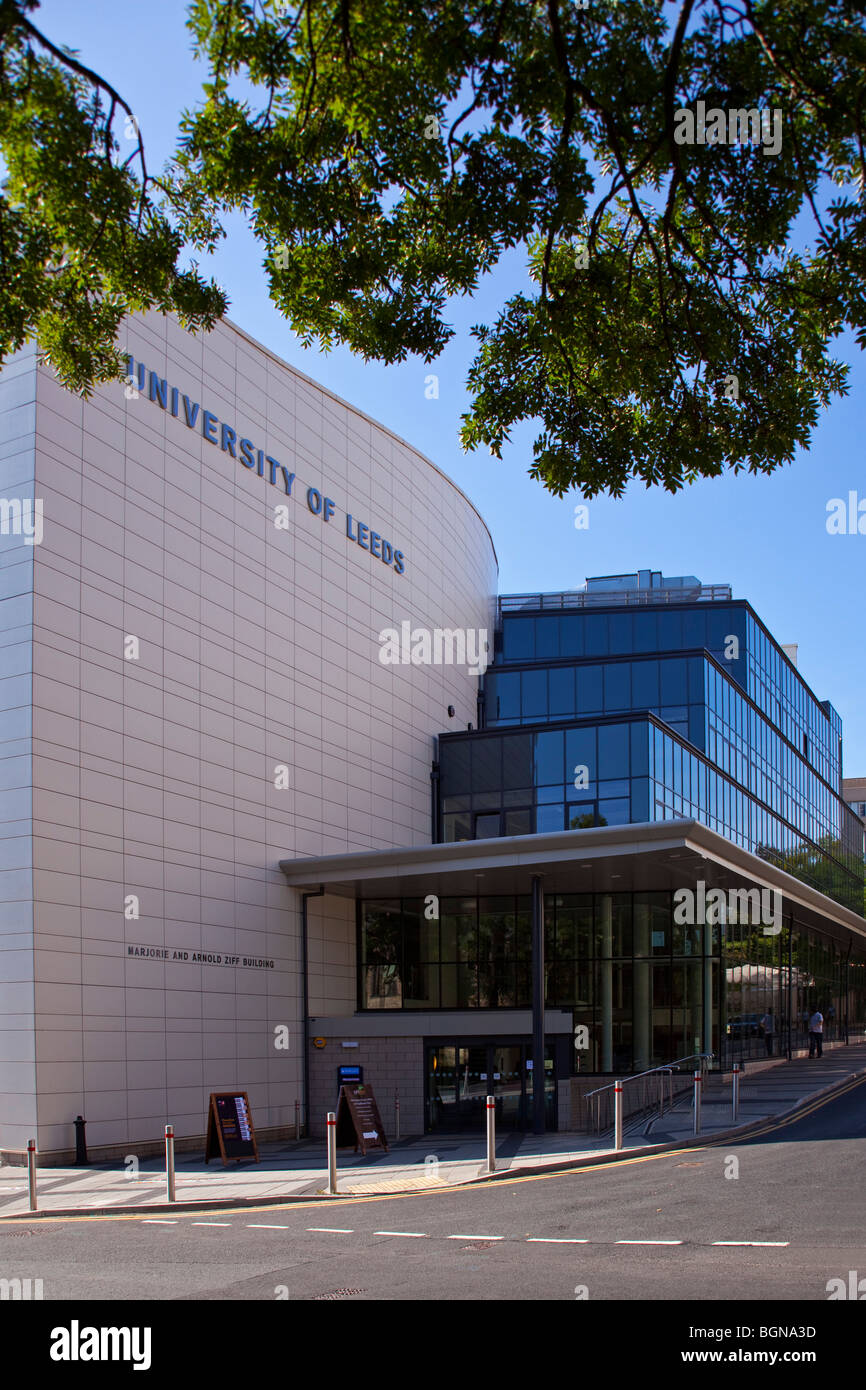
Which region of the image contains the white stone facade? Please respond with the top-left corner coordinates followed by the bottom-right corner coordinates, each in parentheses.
top-left (0, 311), bottom-right (497, 1159)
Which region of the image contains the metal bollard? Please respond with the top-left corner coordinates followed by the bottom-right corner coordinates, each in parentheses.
top-left (693, 1070), bottom-right (702, 1136)
top-left (395, 1089), bottom-right (401, 1142)
top-left (27, 1139), bottom-right (37, 1212)
top-left (74, 1115), bottom-right (88, 1165)
top-left (295, 1099), bottom-right (300, 1142)
top-left (614, 1082), bottom-right (623, 1151)
top-left (165, 1125), bottom-right (176, 1203)
top-left (485, 1095), bottom-right (496, 1174)
top-left (732, 1063), bottom-right (740, 1121)
top-left (327, 1111), bottom-right (338, 1195)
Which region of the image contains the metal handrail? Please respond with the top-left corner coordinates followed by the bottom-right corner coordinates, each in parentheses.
top-left (582, 1053), bottom-right (714, 1138)
top-left (583, 1052), bottom-right (713, 1101)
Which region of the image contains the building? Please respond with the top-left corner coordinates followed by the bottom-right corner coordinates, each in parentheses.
top-left (843, 777), bottom-right (866, 829)
top-left (1, 318), bottom-right (864, 1160)
top-left (286, 572), bottom-right (866, 1133)
top-left (0, 311), bottom-right (495, 1161)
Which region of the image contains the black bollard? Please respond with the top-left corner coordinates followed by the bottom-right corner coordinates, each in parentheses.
top-left (74, 1115), bottom-right (88, 1165)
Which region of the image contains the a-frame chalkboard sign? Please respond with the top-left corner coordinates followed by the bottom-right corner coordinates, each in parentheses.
top-left (335, 1083), bottom-right (389, 1156)
top-left (204, 1091), bottom-right (260, 1165)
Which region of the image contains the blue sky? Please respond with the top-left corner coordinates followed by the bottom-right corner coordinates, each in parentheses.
top-left (35, 0), bottom-right (866, 772)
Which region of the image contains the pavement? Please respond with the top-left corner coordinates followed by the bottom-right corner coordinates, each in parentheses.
top-left (1, 1041), bottom-right (863, 1219)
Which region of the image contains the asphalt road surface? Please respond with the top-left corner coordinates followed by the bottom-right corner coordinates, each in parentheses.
top-left (2, 1075), bottom-right (864, 1302)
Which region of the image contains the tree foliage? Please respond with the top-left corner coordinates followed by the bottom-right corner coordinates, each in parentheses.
top-left (0, 0), bottom-right (225, 393)
top-left (169, 0), bottom-right (866, 496)
top-left (4, 1), bottom-right (866, 497)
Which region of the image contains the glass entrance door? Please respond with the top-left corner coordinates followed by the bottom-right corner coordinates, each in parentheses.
top-left (491, 1044), bottom-right (523, 1129)
top-left (426, 1042), bottom-right (557, 1132)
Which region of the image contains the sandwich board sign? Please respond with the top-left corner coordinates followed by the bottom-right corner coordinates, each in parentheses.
top-left (335, 1083), bottom-right (389, 1156)
top-left (204, 1091), bottom-right (259, 1165)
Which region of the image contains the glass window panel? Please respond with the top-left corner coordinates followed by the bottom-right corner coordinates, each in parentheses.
top-left (472, 738), bottom-right (501, 791)
top-left (630, 777), bottom-right (650, 822)
top-left (440, 740), bottom-right (471, 795)
top-left (504, 808), bottom-right (532, 836)
top-left (479, 898), bottom-right (515, 958)
top-left (515, 898), bottom-right (532, 956)
top-left (535, 616), bottom-right (560, 659)
top-left (443, 812), bottom-right (472, 841)
top-left (583, 614), bottom-right (609, 656)
top-left (576, 665), bottom-right (603, 715)
top-left (611, 894), bottom-right (632, 954)
top-left (597, 797), bottom-right (630, 826)
top-left (503, 617), bottom-right (533, 661)
top-left (604, 662), bottom-right (631, 711)
top-left (401, 898), bottom-right (437, 963)
top-left (548, 961), bottom-right (575, 1005)
top-left (536, 784), bottom-right (564, 803)
top-left (607, 613), bottom-right (633, 654)
top-left (568, 804), bottom-right (599, 829)
top-left (688, 657), bottom-right (706, 703)
top-left (660, 657), bottom-right (688, 704)
top-left (403, 963), bottom-right (440, 1008)
top-left (521, 668), bottom-right (548, 718)
top-left (535, 729), bottom-right (564, 786)
top-left (536, 803), bottom-right (564, 834)
top-left (457, 963), bottom-right (478, 1007)
top-left (440, 963), bottom-right (457, 1007)
top-left (549, 665), bottom-right (576, 717)
top-left (474, 812), bottom-right (501, 839)
top-left (361, 901), bottom-right (402, 964)
top-left (566, 726), bottom-right (596, 789)
top-left (599, 778), bottom-right (630, 798)
top-left (503, 733), bottom-right (533, 788)
top-left (490, 670), bottom-right (520, 721)
top-left (632, 658), bottom-right (659, 708)
top-left (558, 615), bottom-right (584, 658)
top-left (657, 610), bottom-right (683, 651)
top-left (441, 899), bottom-right (475, 959)
top-left (598, 722), bottom-right (629, 778)
top-left (554, 896), bottom-right (593, 959)
top-left (633, 611), bottom-right (659, 653)
top-left (681, 609), bottom-right (707, 648)
top-left (630, 721), bottom-right (649, 776)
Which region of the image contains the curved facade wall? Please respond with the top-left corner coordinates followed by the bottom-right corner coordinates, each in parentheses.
top-left (0, 310), bottom-right (497, 1156)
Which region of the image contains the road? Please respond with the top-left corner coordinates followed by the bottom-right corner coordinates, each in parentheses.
top-left (1, 1075), bottom-right (864, 1302)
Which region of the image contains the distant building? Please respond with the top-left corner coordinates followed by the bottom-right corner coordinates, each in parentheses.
top-left (843, 777), bottom-right (866, 828)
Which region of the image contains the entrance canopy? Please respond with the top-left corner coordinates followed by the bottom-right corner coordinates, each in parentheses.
top-left (280, 820), bottom-right (866, 946)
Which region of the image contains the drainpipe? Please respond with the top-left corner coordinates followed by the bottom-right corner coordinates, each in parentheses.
top-left (301, 887), bottom-right (325, 1138)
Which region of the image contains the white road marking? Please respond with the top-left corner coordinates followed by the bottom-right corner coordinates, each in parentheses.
top-left (192, 1222), bottom-right (232, 1227)
top-left (447, 1234), bottom-right (504, 1241)
top-left (141, 1219), bottom-right (178, 1225)
top-left (307, 1227), bottom-right (354, 1234)
top-left (526, 1237), bottom-right (589, 1244)
top-left (616, 1239), bottom-right (683, 1245)
top-left (713, 1240), bottom-right (789, 1247)
top-left (373, 1230), bottom-right (428, 1238)
top-left (247, 1223), bottom-right (288, 1229)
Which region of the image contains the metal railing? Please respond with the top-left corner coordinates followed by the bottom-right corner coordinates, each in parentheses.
top-left (583, 1053), bottom-right (713, 1138)
top-left (499, 586), bottom-right (731, 614)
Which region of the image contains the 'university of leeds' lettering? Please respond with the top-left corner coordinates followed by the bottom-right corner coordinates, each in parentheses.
top-left (124, 356), bottom-right (406, 573)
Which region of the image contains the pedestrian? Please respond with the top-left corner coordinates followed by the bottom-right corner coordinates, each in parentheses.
top-left (808, 1008), bottom-right (824, 1058)
top-left (760, 1011), bottom-right (775, 1057)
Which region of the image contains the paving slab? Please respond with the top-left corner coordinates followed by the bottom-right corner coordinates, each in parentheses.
top-left (1, 1042), bottom-right (863, 1216)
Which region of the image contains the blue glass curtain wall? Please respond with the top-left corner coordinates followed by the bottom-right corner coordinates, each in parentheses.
top-left (358, 893), bottom-right (866, 1073)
